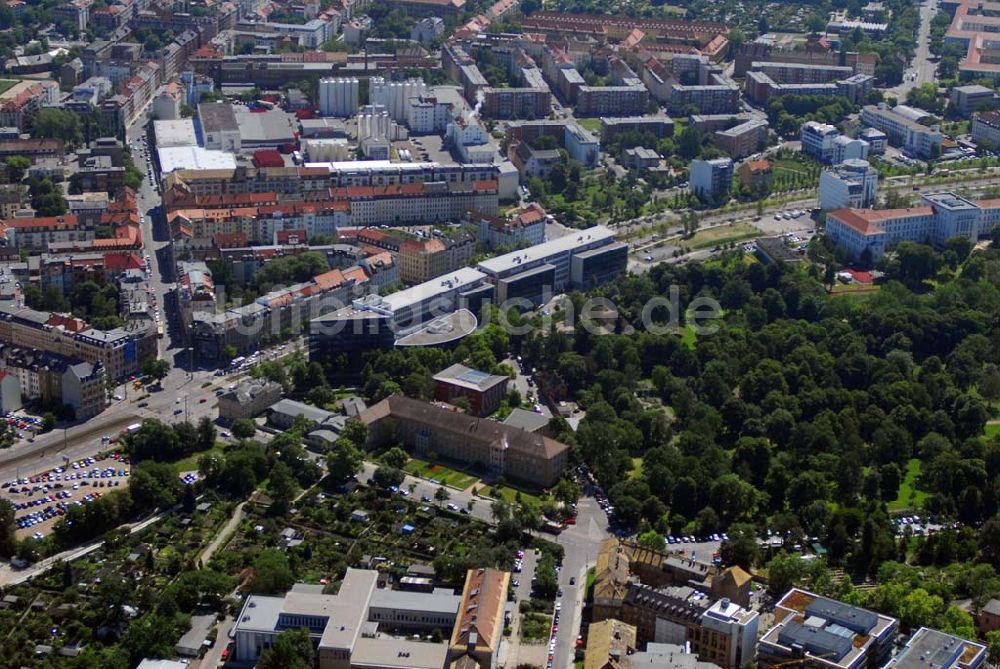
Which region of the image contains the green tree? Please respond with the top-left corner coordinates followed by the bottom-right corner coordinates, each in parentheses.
top-left (0, 500), bottom-right (14, 557)
top-left (258, 628), bottom-right (314, 669)
top-left (141, 357), bottom-right (170, 384)
top-left (267, 461), bottom-right (296, 514)
top-left (196, 416), bottom-right (216, 451)
top-left (5, 155), bottom-right (29, 181)
top-left (435, 486), bottom-right (451, 505)
top-left (251, 549), bottom-right (295, 594)
top-left (382, 446), bottom-right (409, 469)
top-left (31, 108), bottom-right (83, 144)
top-left (719, 523), bottom-right (760, 569)
top-left (231, 418), bottom-right (257, 440)
top-left (326, 437), bottom-right (364, 482)
top-left (637, 530), bottom-right (666, 551)
top-left (766, 551), bottom-right (806, 594)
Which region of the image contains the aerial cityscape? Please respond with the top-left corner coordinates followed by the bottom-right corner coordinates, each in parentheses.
top-left (0, 0), bottom-right (999, 667)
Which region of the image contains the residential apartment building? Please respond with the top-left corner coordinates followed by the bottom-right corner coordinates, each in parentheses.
top-left (0, 305), bottom-right (154, 381)
top-left (860, 104), bottom-right (943, 158)
top-left (689, 598), bottom-right (759, 669)
top-left (668, 84), bottom-right (741, 115)
top-left (971, 109), bottom-right (1000, 148)
top-left (433, 363), bottom-right (509, 416)
top-left (826, 191), bottom-right (1000, 261)
top-left (468, 203), bottom-right (547, 250)
top-left (690, 157), bottom-right (734, 200)
top-left (398, 233), bottom-right (475, 284)
top-left (0, 214), bottom-right (90, 250)
top-left (217, 378), bottom-right (283, 422)
top-left (575, 84), bottom-right (649, 117)
top-left (361, 395), bottom-right (569, 487)
top-left (187, 263), bottom-right (374, 359)
top-left (819, 159), bottom-right (879, 210)
top-left (759, 589), bottom-right (898, 669)
top-left (585, 619), bottom-right (637, 669)
top-left (482, 87), bottom-right (551, 119)
top-left (447, 569), bottom-right (510, 669)
top-left (713, 119), bottom-right (768, 159)
top-left (600, 117), bottom-right (676, 141)
top-left (62, 360), bottom-right (109, 420)
top-left (739, 160), bottom-right (773, 193)
top-left (505, 120), bottom-right (600, 167)
top-left (330, 181), bottom-right (499, 227)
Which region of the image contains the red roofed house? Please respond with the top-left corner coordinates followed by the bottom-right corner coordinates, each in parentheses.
top-left (738, 159), bottom-right (773, 193)
top-left (825, 192), bottom-right (1000, 262)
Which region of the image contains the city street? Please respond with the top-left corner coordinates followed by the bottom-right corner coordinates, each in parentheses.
top-left (890, 0), bottom-right (938, 100)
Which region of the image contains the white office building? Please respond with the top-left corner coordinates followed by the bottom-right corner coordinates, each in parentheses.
top-left (370, 77), bottom-right (427, 121)
top-left (689, 157), bottom-right (734, 200)
top-left (860, 104), bottom-right (942, 159)
top-left (319, 77), bottom-right (359, 117)
top-left (819, 159), bottom-right (878, 210)
top-left (406, 95), bottom-right (453, 133)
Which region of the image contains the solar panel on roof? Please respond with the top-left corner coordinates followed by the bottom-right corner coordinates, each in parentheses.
top-left (459, 369), bottom-right (491, 385)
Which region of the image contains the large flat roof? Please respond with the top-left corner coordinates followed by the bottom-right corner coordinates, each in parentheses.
top-left (235, 108), bottom-right (297, 144)
top-left (382, 267), bottom-right (486, 312)
top-left (369, 588), bottom-right (461, 614)
top-left (158, 146), bottom-right (237, 174)
top-left (886, 627), bottom-right (986, 669)
top-left (478, 225), bottom-right (615, 274)
top-left (154, 119), bottom-right (199, 148)
top-left (198, 102), bottom-right (238, 133)
top-left (352, 638), bottom-right (448, 669)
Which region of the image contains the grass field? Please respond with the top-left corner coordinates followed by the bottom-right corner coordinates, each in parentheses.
top-left (688, 222), bottom-right (761, 250)
top-left (577, 118), bottom-right (601, 132)
top-left (492, 483), bottom-right (544, 506)
top-left (0, 80), bottom-right (20, 95)
top-left (986, 422), bottom-right (1000, 439)
top-left (404, 458), bottom-right (479, 490)
top-left (888, 458), bottom-right (928, 512)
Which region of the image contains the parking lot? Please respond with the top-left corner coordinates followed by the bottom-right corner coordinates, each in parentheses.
top-left (1, 453), bottom-right (131, 540)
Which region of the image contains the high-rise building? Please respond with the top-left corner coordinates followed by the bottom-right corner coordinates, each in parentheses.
top-left (819, 159), bottom-right (879, 210)
top-left (689, 157), bottom-right (734, 200)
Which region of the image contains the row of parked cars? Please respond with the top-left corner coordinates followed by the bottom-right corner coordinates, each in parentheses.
top-left (16, 491), bottom-right (105, 532)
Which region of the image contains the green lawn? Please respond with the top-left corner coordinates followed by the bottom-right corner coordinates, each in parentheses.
top-left (0, 80), bottom-right (19, 95)
top-left (491, 483), bottom-right (544, 507)
top-left (985, 422), bottom-right (1000, 439)
top-left (171, 444), bottom-right (225, 475)
top-left (577, 118), bottom-right (601, 133)
top-left (687, 222), bottom-right (762, 250)
top-left (888, 459), bottom-right (928, 512)
top-left (404, 458), bottom-right (478, 490)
